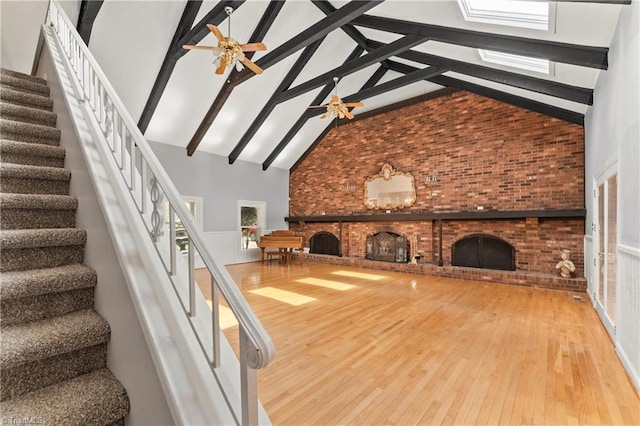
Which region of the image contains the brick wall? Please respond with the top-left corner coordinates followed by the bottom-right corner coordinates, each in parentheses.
top-left (289, 91), bottom-right (586, 285)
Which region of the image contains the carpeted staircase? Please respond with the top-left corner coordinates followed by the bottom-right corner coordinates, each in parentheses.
top-left (0, 69), bottom-right (130, 425)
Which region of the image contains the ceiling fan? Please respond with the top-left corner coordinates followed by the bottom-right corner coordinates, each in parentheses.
top-left (309, 77), bottom-right (364, 120)
top-left (182, 6), bottom-right (266, 75)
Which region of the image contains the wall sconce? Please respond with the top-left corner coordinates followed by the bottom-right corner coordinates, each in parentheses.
top-left (346, 183), bottom-right (356, 192)
top-left (425, 175), bottom-right (441, 186)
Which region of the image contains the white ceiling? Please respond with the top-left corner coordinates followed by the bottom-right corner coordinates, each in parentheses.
top-left (2, 1), bottom-right (625, 170)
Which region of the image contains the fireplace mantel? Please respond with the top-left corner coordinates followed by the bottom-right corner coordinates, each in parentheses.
top-left (286, 209), bottom-right (585, 223)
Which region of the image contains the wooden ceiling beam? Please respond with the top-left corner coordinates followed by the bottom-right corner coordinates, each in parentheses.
top-left (388, 61), bottom-right (584, 125)
top-left (183, 1), bottom-right (284, 157)
top-left (261, 47), bottom-right (368, 170)
top-left (227, 37), bottom-right (326, 164)
top-left (279, 34), bottom-right (428, 103)
top-left (352, 15), bottom-right (609, 69)
top-left (76, 0), bottom-right (104, 45)
top-left (250, 0), bottom-right (383, 72)
top-left (366, 40), bottom-right (594, 105)
top-left (311, 0), bottom-right (370, 50)
top-left (186, 0), bottom-right (383, 156)
top-left (237, 0), bottom-right (286, 64)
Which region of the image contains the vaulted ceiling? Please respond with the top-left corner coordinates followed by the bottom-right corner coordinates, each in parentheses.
top-left (81, 0), bottom-right (627, 170)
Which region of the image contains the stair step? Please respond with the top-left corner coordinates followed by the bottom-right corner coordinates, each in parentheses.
top-left (1, 264), bottom-right (96, 326)
top-left (0, 140), bottom-right (65, 168)
top-left (0, 102), bottom-right (57, 127)
top-left (0, 163), bottom-right (71, 195)
top-left (1, 308), bottom-right (109, 366)
top-left (1, 68), bottom-right (47, 86)
top-left (0, 87), bottom-right (53, 111)
top-left (0, 310), bottom-right (110, 400)
top-left (0, 368), bottom-right (129, 424)
top-left (1, 286), bottom-right (95, 326)
top-left (0, 228), bottom-right (86, 272)
top-left (1, 343), bottom-right (107, 401)
top-left (0, 73), bottom-right (50, 97)
top-left (0, 193), bottom-right (78, 229)
top-left (1, 264), bottom-right (97, 300)
top-left (0, 119), bottom-right (61, 145)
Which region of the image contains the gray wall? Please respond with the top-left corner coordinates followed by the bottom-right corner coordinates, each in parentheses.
top-left (585, 2), bottom-right (639, 247)
top-left (150, 142), bottom-right (289, 232)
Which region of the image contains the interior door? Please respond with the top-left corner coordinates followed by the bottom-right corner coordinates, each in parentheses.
top-left (594, 173), bottom-right (617, 337)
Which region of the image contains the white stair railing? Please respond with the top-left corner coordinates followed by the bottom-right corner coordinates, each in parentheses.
top-left (48, 2), bottom-right (275, 424)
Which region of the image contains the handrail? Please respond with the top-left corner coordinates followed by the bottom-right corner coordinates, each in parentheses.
top-left (48, 2), bottom-right (274, 424)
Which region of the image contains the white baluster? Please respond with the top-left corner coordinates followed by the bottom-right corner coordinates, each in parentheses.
top-left (170, 207), bottom-right (177, 276)
top-left (240, 330), bottom-right (258, 426)
top-left (188, 242), bottom-right (196, 317)
top-left (211, 275), bottom-right (220, 368)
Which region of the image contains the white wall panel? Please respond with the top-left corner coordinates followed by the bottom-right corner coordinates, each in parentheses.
top-left (617, 245), bottom-right (640, 391)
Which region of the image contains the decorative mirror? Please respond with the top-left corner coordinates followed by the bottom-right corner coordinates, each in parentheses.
top-left (364, 163), bottom-right (416, 210)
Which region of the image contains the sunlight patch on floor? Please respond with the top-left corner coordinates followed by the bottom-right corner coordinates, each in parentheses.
top-left (249, 287), bottom-right (317, 306)
top-left (297, 277), bottom-right (356, 291)
top-left (205, 301), bottom-right (239, 329)
top-left (332, 270), bottom-right (386, 280)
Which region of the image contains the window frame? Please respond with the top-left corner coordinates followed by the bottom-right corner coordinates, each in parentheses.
top-left (456, 0), bottom-right (554, 31)
top-left (237, 200), bottom-right (266, 251)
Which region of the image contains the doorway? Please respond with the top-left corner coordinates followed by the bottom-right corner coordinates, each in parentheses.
top-left (594, 167), bottom-right (618, 338)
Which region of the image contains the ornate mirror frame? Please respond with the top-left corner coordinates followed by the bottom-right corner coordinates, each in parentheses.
top-left (364, 163), bottom-right (417, 210)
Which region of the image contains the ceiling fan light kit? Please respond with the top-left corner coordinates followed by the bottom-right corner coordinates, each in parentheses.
top-left (182, 6), bottom-right (266, 75)
top-left (309, 77), bottom-right (364, 121)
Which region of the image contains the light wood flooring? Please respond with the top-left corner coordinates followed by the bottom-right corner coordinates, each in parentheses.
top-left (197, 262), bottom-right (640, 425)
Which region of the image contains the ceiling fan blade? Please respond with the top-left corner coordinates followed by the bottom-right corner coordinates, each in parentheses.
top-left (343, 102), bottom-right (364, 107)
top-left (215, 58), bottom-right (227, 75)
top-left (330, 95), bottom-right (340, 103)
top-left (207, 24), bottom-right (225, 41)
top-left (182, 45), bottom-right (216, 51)
top-left (307, 105), bottom-right (328, 108)
top-left (241, 58), bottom-right (263, 74)
top-left (343, 109), bottom-right (355, 120)
top-left (240, 42), bottom-right (267, 52)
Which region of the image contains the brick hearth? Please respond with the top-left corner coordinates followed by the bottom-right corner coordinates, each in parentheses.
top-left (297, 253), bottom-right (587, 293)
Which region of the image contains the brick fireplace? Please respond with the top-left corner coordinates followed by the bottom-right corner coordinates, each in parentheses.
top-left (287, 90), bottom-right (586, 291)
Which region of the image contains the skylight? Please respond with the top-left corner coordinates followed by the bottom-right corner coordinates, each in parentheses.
top-left (478, 49), bottom-right (551, 74)
top-left (457, 0), bottom-right (549, 31)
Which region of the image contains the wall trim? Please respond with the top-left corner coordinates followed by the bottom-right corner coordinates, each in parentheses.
top-left (619, 243), bottom-right (640, 258)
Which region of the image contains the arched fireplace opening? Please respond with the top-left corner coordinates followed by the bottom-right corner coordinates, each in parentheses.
top-left (309, 231), bottom-right (340, 256)
top-left (452, 234), bottom-right (515, 271)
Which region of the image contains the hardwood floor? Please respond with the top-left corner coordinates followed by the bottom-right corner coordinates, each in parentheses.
top-left (196, 262), bottom-right (640, 425)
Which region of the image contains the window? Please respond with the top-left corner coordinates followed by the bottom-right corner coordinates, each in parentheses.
top-left (238, 200), bottom-right (266, 250)
top-left (457, 0), bottom-right (555, 74)
top-left (457, 0), bottom-right (550, 31)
